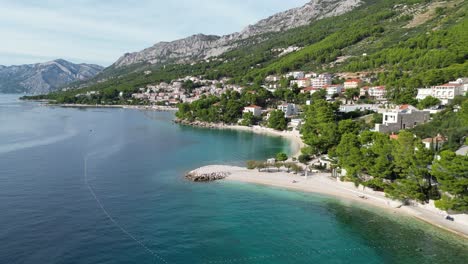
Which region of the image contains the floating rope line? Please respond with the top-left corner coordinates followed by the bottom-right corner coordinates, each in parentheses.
top-left (84, 154), bottom-right (169, 264)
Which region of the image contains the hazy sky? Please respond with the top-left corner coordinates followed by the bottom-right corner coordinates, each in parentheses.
top-left (0, 0), bottom-right (308, 66)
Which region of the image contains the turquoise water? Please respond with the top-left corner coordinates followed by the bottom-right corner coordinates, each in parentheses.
top-left (0, 94), bottom-right (466, 264)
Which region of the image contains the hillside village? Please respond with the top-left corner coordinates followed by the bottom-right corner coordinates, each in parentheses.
top-left (126, 71), bottom-right (467, 134)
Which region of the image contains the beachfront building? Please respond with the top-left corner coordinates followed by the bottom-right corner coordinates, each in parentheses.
top-left (290, 119), bottom-right (303, 129)
top-left (375, 105), bottom-right (430, 133)
top-left (344, 79), bottom-right (362, 89)
top-left (324, 85), bottom-right (343, 97)
top-left (311, 73), bottom-right (332, 88)
top-left (291, 78), bottom-right (311, 88)
top-left (422, 134), bottom-right (447, 151)
top-left (278, 103), bottom-right (298, 117)
top-left (416, 80), bottom-right (466, 105)
top-left (243, 105), bottom-right (263, 117)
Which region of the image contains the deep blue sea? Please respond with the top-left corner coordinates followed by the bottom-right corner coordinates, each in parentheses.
top-left (0, 94), bottom-right (467, 264)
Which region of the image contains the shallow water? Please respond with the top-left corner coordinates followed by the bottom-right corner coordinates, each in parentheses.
top-left (0, 94), bottom-right (466, 264)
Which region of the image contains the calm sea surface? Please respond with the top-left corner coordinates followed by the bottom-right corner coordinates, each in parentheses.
top-left (0, 94), bottom-right (466, 264)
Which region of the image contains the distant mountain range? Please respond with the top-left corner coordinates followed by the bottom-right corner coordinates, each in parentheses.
top-left (0, 59), bottom-right (103, 94)
top-left (113, 0), bottom-right (362, 68)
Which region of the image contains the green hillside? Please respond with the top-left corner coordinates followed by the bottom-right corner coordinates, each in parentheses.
top-left (25, 0), bottom-right (468, 103)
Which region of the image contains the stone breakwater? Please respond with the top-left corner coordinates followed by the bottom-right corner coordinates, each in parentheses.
top-left (174, 119), bottom-right (225, 128)
top-left (186, 169), bottom-right (230, 182)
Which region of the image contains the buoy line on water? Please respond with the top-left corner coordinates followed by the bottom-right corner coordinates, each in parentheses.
top-left (84, 154), bottom-right (169, 264)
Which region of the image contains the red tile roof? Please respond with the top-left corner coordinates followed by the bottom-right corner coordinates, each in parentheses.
top-left (345, 78), bottom-right (362, 83)
top-left (399, 104), bottom-right (410, 110)
top-left (245, 105), bottom-right (262, 109)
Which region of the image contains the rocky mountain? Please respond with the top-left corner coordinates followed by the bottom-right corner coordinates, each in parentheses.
top-left (0, 59), bottom-right (103, 94)
top-left (113, 0), bottom-right (362, 68)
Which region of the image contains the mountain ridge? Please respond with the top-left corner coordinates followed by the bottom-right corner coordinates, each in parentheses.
top-left (0, 59), bottom-right (103, 94)
top-left (113, 0), bottom-right (362, 68)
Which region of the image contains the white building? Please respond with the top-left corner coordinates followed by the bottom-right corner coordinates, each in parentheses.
top-left (285, 71), bottom-right (305, 79)
top-left (422, 134), bottom-right (447, 151)
top-left (375, 105), bottom-right (430, 133)
top-left (278, 103), bottom-right (298, 117)
top-left (311, 74), bottom-right (332, 88)
top-left (305, 72), bottom-right (318, 78)
top-left (416, 82), bottom-right (465, 105)
top-left (301, 87), bottom-right (322, 95)
top-left (368, 86), bottom-right (387, 100)
top-left (344, 79), bottom-right (362, 89)
top-left (324, 85), bottom-right (343, 96)
top-left (290, 119), bottom-right (303, 129)
top-left (265, 75), bottom-right (281, 82)
top-left (243, 105), bottom-right (263, 117)
top-left (449, 78), bottom-right (468, 93)
top-left (291, 78), bottom-right (311, 88)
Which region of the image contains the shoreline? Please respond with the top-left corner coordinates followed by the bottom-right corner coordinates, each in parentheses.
top-left (42, 103), bottom-right (178, 112)
top-left (175, 120), bottom-right (305, 157)
top-left (189, 165), bottom-right (468, 239)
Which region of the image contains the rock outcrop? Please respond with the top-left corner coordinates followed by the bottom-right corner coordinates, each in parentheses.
top-left (186, 170), bottom-right (230, 182)
top-left (113, 0), bottom-right (362, 68)
top-left (0, 59), bottom-right (103, 94)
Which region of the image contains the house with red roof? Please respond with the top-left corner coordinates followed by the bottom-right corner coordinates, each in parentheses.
top-left (301, 87), bottom-right (322, 95)
top-left (344, 79), bottom-right (362, 89)
top-left (243, 105), bottom-right (263, 117)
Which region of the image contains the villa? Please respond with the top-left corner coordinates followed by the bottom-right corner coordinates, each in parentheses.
top-left (422, 134), bottom-right (447, 151)
top-left (375, 105), bottom-right (430, 133)
top-left (243, 105), bottom-right (263, 117)
top-left (277, 103), bottom-right (298, 117)
top-left (324, 84), bottom-right (343, 97)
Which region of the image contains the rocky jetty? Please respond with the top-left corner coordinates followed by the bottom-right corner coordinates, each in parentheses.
top-left (185, 169), bottom-right (230, 182)
top-left (174, 119), bottom-right (227, 129)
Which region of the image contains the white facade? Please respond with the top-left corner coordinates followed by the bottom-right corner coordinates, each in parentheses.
top-left (285, 71), bottom-right (305, 79)
top-left (305, 72), bottom-right (318, 78)
top-left (265, 75), bottom-right (281, 82)
top-left (417, 82), bottom-right (465, 105)
top-left (325, 85), bottom-right (343, 96)
top-left (344, 79), bottom-right (361, 89)
top-left (291, 78), bottom-right (311, 88)
top-left (243, 105), bottom-right (262, 117)
top-left (290, 119), bottom-right (303, 129)
top-left (368, 86), bottom-right (387, 100)
top-left (311, 74), bottom-right (332, 88)
top-left (278, 103), bottom-right (297, 117)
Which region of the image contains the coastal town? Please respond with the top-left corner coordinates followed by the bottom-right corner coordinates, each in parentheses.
top-left (4, 0), bottom-right (468, 262)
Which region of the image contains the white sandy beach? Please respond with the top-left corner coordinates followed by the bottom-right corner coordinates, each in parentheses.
top-left (190, 165), bottom-right (468, 238)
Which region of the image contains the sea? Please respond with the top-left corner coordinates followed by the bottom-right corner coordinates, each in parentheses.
top-left (0, 94), bottom-right (466, 264)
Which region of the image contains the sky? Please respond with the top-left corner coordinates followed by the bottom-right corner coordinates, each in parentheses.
top-left (0, 0), bottom-right (308, 66)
